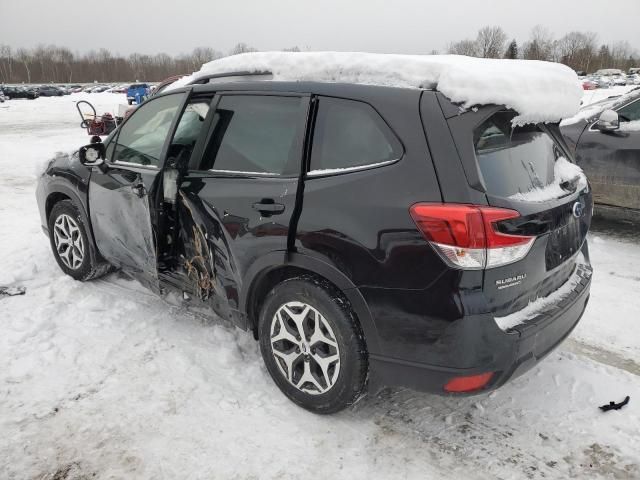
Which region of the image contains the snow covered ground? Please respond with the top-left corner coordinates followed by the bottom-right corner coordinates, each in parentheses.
top-left (1, 94), bottom-right (639, 479)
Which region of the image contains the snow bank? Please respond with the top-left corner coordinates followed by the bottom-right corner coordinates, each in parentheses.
top-left (494, 254), bottom-right (588, 331)
top-left (509, 157), bottom-right (587, 202)
top-left (169, 52), bottom-right (582, 125)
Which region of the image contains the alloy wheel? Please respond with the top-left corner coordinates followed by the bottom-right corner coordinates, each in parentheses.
top-left (270, 301), bottom-right (341, 395)
top-left (53, 214), bottom-right (85, 270)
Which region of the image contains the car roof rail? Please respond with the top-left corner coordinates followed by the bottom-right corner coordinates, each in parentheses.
top-left (191, 70), bottom-right (273, 84)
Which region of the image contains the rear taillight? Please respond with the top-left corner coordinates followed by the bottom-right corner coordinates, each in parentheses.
top-left (409, 203), bottom-right (535, 270)
top-left (444, 372), bottom-right (494, 393)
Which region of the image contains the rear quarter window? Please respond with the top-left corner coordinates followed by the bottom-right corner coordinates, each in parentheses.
top-left (309, 97), bottom-right (402, 175)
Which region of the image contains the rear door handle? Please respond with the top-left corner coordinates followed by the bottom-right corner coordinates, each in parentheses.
top-left (252, 201), bottom-right (285, 215)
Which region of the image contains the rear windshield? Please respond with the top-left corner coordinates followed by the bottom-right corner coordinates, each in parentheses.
top-left (474, 111), bottom-right (563, 198)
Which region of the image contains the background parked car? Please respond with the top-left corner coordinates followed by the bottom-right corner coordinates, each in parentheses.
top-left (38, 85), bottom-right (65, 97)
top-left (151, 75), bottom-right (184, 96)
top-left (3, 86), bottom-right (39, 99)
top-left (627, 74), bottom-right (640, 86)
top-left (126, 83), bottom-right (149, 104)
top-left (561, 87), bottom-right (640, 221)
top-left (104, 84), bottom-right (127, 93)
top-left (590, 75), bottom-right (612, 88)
top-left (89, 85), bottom-right (109, 93)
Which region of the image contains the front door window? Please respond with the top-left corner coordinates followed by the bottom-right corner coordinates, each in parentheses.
top-left (111, 94), bottom-right (185, 167)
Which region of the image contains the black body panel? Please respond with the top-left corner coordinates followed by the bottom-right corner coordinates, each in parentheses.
top-left (175, 174), bottom-right (300, 326)
top-left (36, 79), bottom-right (593, 396)
top-left (88, 165), bottom-right (161, 293)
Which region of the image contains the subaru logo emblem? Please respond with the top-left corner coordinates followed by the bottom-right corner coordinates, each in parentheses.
top-left (572, 201), bottom-right (584, 218)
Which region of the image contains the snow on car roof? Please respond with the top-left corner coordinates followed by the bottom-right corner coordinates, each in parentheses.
top-left (169, 51), bottom-right (583, 125)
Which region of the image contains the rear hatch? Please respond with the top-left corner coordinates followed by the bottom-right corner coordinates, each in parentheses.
top-left (421, 95), bottom-right (592, 324)
top-left (473, 110), bottom-right (592, 317)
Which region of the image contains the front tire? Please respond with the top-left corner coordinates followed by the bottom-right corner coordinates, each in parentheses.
top-left (48, 200), bottom-right (110, 281)
top-left (259, 276), bottom-right (368, 414)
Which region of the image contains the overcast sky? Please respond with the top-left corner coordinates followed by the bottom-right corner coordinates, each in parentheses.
top-left (2, 0), bottom-right (639, 56)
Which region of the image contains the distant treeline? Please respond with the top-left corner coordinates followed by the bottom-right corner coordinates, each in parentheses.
top-left (448, 25), bottom-right (638, 73)
top-left (0, 43), bottom-right (295, 84)
top-left (1, 27), bottom-right (638, 85)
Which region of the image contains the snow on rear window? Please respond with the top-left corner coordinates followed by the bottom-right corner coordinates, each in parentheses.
top-left (168, 52), bottom-right (582, 125)
top-left (508, 157), bottom-right (587, 202)
top-left (474, 111), bottom-right (586, 201)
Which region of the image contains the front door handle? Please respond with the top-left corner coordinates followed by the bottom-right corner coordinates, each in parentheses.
top-left (252, 200), bottom-right (285, 216)
top-left (131, 183), bottom-right (146, 198)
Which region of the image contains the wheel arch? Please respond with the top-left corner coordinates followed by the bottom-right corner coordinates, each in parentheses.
top-left (242, 252), bottom-right (380, 354)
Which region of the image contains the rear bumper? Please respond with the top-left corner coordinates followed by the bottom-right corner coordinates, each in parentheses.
top-left (367, 262), bottom-right (592, 395)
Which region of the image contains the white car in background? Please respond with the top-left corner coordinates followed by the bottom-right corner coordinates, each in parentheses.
top-left (594, 68), bottom-right (627, 86)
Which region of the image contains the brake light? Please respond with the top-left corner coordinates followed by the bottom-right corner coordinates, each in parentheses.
top-left (444, 372), bottom-right (494, 393)
top-left (409, 203), bottom-right (535, 269)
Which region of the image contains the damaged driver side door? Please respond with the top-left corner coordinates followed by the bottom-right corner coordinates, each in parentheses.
top-left (168, 92), bottom-right (310, 327)
top-left (88, 92), bottom-right (187, 293)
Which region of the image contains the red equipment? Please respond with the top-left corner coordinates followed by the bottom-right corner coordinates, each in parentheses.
top-left (76, 100), bottom-right (120, 136)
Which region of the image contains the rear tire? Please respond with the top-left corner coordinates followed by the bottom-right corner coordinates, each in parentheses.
top-left (258, 276), bottom-right (368, 414)
top-left (48, 200), bottom-right (111, 281)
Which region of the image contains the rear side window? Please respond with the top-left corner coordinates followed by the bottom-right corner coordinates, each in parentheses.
top-left (201, 95), bottom-right (303, 175)
top-left (474, 111), bottom-right (563, 198)
top-left (309, 97), bottom-right (402, 174)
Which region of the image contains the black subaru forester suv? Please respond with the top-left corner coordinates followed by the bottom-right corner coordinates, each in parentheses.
top-left (36, 72), bottom-right (593, 414)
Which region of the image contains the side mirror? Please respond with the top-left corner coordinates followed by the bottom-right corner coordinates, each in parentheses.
top-left (596, 109), bottom-right (619, 131)
top-left (79, 143), bottom-right (106, 166)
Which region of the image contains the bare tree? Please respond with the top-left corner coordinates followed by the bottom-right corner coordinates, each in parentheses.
top-left (16, 48), bottom-right (31, 83)
top-left (0, 45), bottom-right (14, 83)
top-left (229, 43), bottom-right (257, 55)
top-left (448, 39), bottom-right (479, 57)
top-left (522, 25), bottom-right (554, 61)
top-left (190, 47), bottom-right (223, 70)
top-left (57, 47), bottom-right (74, 82)
top-left (476, 26), bottom-right (507, 58)
top-left (556, 31), bottom-right (597, 71)
top-left (609, 41), bottom-right (635, 69)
